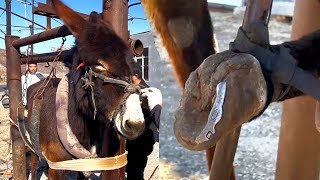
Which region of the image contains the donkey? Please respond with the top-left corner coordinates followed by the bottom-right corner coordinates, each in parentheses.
top-left (26, 0), bottom-right (145, 179)
top-left (141, 0), bottom-right (320, 179)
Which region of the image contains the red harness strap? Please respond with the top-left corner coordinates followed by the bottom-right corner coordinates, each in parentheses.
top-left (76, 63), bottom-right (86, 70)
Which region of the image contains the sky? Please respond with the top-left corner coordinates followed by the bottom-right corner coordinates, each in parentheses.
top-left (0, 0), bottom-right (151, 53)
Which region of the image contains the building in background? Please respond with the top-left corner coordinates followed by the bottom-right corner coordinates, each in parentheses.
top-left (208, 0), bottom-right (245, 7)
top-left (208, 0), bottom-right (295, 17)
top-left (131, 31), bottom-right (163, 88)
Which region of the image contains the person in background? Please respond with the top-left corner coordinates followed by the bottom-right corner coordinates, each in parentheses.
top-left (126, 68), bottom-right (162, 180)
top-left (21, 63), bottom-right (45, 106)
top-left (21, 63), bottom-right (46, 179)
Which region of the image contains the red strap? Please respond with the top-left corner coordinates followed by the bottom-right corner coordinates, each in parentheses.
top-left (76, 63), bottom-right (85, 70)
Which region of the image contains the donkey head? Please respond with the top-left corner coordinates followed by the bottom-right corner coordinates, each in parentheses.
top-left (52, 0), bottom-right (145, 140)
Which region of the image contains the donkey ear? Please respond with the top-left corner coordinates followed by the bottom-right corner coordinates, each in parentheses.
top-left (51, 0), bottom-right (87, 39)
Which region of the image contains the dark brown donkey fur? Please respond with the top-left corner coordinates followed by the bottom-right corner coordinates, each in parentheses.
top-left (26, 0), bottom-right (141, 179)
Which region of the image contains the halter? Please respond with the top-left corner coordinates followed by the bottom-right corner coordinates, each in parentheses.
top-left (81, 67), bottom-right (142, 121)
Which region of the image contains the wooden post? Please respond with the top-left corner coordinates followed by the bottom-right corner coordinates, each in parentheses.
top-left (275, 0), bottom-right (320, 179)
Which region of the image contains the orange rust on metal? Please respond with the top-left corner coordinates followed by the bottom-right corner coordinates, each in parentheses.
top-left (12, 25), bottom-right (71, 48)
top-left (209, 1), bottom-right (273, 179)
top-left (11, 125), bottom-right (26, 180)
top-left (242, 0), bottom-right (273, 31)
top-left (5, 35), bottom-right (26, 180)
top-left (275, 0), bottom-right (320, 179)
top-left (20, 50), bottom-right (69, 64)
top-left (32, 2), bottom-right (89, 19)
top-left (101, 0), bottom-right (129, 179)
top-left (102, 0), bottom-right (129, 42)
top-left (6, 0), bottom-right (11, 35)
top-left (128, 38), bottom-right (144, 56)
top-left (5, 36), bottom-right (22, 122)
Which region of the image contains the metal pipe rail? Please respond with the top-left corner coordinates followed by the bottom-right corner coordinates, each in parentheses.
top-left (20, 50), bottom-right (70, 64)
top-left (12, 25), bottom-right (71, 48)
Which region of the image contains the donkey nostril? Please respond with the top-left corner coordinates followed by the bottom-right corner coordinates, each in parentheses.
top-left (124, 120), bottom-right (132, 130)
top-left (124, 119), bottom-right (145, 133)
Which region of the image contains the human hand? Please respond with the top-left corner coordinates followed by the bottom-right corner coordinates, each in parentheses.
top-left (140, 88), bottom-right (162, 110)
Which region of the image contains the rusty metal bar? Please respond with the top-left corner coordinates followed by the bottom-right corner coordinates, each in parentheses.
top-left (0, 7), bottom-right (46, 29)
top-left (6, 36), bottom-right (22, 117)
top-left (102, 0), bottom-right (129, 42)
top-left (6, 35), bottom-right (26, 180)
top-left (12, 25), bottom-right (70, 48)
top-left (209, 0), bottom-right (273, 179)
top-left (275, 0), bottom-right (320, 179)
top-left (33, 2), bottom-right (89, 19)
top-left (20, 50), bottom-right (69, 64)
top-left (6, 0), bottom-right (11, 35)
top-left (101, 0), bottom-right (129, 179)
top-left (46, 0), bottom-right (52, 30)
top-left (11, 126), bottom-right (26, 180)
top-left (242, 0), bottom-right (273, 31)
top-left (128, 2), bottom-right (141, 8)
top-left (31, 0), bottom-right (35, 55)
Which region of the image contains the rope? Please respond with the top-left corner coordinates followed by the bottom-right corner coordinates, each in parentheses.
top-left (82, 68), bottom-right (97, 120)
top-left (33, 37), bottom-right (66, 99)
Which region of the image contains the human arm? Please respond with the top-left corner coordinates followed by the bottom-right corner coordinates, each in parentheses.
top-left (230, 24), bottom-right (320, 100)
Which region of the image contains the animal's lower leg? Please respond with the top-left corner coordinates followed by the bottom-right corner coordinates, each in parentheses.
top-left (28, 152), bottom-right (39, 180)
top-left (206, 146), bottom-right (237, 179)
top-left (48, 169), bottom-right (65, 180)
top-left (206, 146), bottom-right (215, 171)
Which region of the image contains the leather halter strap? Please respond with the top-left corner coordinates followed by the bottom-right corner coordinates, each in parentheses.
top-left (82, 67), bottom-right (142, 120)
top-left (88, 68), bottom-right (142, 94)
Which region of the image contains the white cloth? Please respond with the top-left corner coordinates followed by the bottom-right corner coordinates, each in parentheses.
top-left (21, 72), bottom-right (45, 105)
top-left (140, 87), bottom-right (162, 110)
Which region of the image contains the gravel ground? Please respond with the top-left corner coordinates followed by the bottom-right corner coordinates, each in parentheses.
top-left (0, 94), bottom-right (13, 180)
top-left (158, 11), bottom-right (292, 179)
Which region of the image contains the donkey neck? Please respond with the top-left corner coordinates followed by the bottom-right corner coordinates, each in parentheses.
top-left (66, 74), bottom-right (120, 157)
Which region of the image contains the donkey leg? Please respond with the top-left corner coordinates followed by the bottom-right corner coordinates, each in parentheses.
top-left (48, 169), bottom-right (65, 180)
top-left (28, 152), bottom-right (39, 180)
top-left (206, 147), bottom-right (236, 179)
top-left (205, 147), bottom-right (215, 171)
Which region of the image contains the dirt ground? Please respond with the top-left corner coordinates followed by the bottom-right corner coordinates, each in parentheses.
top-left (0, 95), bottom-right (13, 180)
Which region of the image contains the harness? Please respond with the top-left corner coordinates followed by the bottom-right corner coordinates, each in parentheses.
top-left (19, 65), bottom-right (143, 173)
top-left (81, 67), bottom-right (142, 120)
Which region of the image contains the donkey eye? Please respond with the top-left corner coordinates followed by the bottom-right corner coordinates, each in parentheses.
top-left (93, 65), bottom-right (107, 71)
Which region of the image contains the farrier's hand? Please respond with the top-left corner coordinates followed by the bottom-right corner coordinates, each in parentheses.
top-left (250, 45), bottom-right (297, 85)
top-left (230, 25), bottom-right (297, 85)
top-left (230, 25), bottom-right (320, 100)
top-left (140, 88), bottom-right (162, 110)
top-left (230, 21), bottom-right (270, 52)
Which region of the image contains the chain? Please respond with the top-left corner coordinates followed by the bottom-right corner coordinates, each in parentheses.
top-left (33, 37), bottom-right (67, 99)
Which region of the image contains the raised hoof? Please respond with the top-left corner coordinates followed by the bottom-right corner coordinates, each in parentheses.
top-left (174, 51), bottom-right (268, 151)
